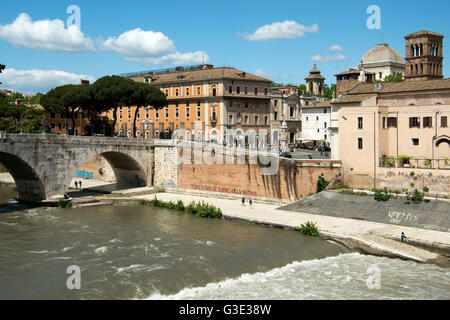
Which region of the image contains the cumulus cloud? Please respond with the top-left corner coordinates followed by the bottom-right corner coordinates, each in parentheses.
top-left (100, 28), bottom-right (210, 66)
top-left (0, 13), bottom-right (95, 52)
top-left (310, 53), bottom-right (348, 63)
top-left (328, 44), bottom-right (344, 52)
top-left (254, 69), bottom-right (273, 78)
top-left (0, 68), bottom-right (96, 94)
top-left (241, 20), bottom-right (319, 41)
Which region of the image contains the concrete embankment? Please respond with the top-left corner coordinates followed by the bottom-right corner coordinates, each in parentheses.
top-left (133, 192), bottom-right (450, 266)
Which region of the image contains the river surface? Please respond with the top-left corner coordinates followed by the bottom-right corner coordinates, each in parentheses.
top-left (0, 186), bottom-right (448, 300)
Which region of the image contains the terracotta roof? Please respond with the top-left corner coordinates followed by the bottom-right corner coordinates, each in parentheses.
top-left (131, 67), bottom-right (271, 84)
top-left (332, 94), bottom-right (376, 104)
top-left (301, 100), bottom-right (331, 109)
top-left (405, 30), bottom-right (444, 39)
top-left (335, 68), bottom-right (375, 76)
top-left (346, 78), bottom-right (450, 95)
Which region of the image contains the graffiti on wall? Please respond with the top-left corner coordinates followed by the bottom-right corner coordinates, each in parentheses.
top-left (387, 211), bottom-right (418, 224)
top-left (76, 170), bottom-right (94, 179)
top-left (191, 184), bottom-right (257, 197)
top-left (160, 179), bottom-right (177, 189)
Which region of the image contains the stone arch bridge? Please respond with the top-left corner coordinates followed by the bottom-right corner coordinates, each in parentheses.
top-left (0, 133), bottom-right (178, 203)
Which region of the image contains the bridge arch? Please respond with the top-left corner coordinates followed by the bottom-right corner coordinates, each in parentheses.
top-left (0, 152), bottom-right (46, 202)
top-left (64, 151), bottom-right (148, 194)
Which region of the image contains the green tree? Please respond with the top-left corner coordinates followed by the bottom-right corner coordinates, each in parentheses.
top-left (131, 82), bottom-right (167, 138)
top-left (375, 73), bottom-right (405, 83)
top-left (0, 64), bottom-right (5, 85)
top-left (324, 84), bottom-right (336, 100)
top-left (41, 84), bottom-right (86, 135)
top-left (298, 84), bottom-right (307, 95)
top-left (0, 104), bottom-right (47, 133)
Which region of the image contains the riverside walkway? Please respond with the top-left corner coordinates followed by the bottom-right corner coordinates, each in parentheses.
top-left (136, 192), bottom-right (450, 265)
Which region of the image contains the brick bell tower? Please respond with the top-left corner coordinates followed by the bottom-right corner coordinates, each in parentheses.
top-left (405, 30), bottom-right (444, 81)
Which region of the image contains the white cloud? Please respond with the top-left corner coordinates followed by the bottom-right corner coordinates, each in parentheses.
top-left (0, 13), bottom-right (95, 52)
top-left (328, 44), bottom-right (344, 52)
top-left (100, 28), bottom-right (210, 66)
top-left (254, 69), bottom-right (273, 78)
top-left (310, 54), bottom-right (348, 63)
top-left (241, 20), bottom-right (319, 41)
top-left (0, 68), bottom-right (96, 94)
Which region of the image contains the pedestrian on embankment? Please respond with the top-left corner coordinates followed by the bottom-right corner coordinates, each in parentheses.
top-left (249, 199), bottom-right (253, 208)
top-left (75, 181), bottom-right (78, 190)
top-left (242, 197), bottom-right (245, 206)
top-left (79, 180), bottom-right (82, 190)
top-left (401, 232), bottom-right (408, 243)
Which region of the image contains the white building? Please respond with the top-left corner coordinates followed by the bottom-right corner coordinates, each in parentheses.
top-left (299, 101), bottom-right (331, 145)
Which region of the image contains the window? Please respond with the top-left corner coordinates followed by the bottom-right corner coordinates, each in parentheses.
top-left (186, 88), bottom-right (190, 96)
top-left (423, 117), bottom-right (432, 128)
top-left (264, 116), bottom-right (268, 125)
top-left (51, 112), bottom-right (56, 119)
top-left (316, 116), bottom-right (319, 121)
top-left (165, 90), bottom-right (169, 96)
top-left (128, 108), bottom-right (131, 120)
top-left (237, 86), bottom-right (240, 94)
top-left (358, 138), bottom-right (363, 150)
top-left (197, 106), bottom-right (201, 119)
top-left (357, 117), bottom-right (363, 129)
top-left (254, 103), bottom-right (259, 110)
top-left (324, 134), bottom-right (327, 140)
top-left (324, 109), bottom-right (327, 114)
top-left (264, 88), bottom-right (268, 96)
top-left (228, 101), bottom-right (233, 108)
top-left (441, 116), bottom-right (448, 128)
top-left (197, 87), bottom-right (201, 95)
top-left (387, 117), bottom-right (397, 128)
top-left (254, 88), bottom-right (258, 95)
top-left (51, 123), bottom-right (56, 129)
top-left (175, 104), bottom-right (179, 118)
top-left (165, 107), bottom-right (169, 119)
top-left (274, 100), bottom-right (278, 107)
top-left (382, 117), bottom-right (386, 129)
top-left (255, 115), bottom-right (259, 125)
top-left (264, 103), bottom-right (268, 109)
top-left (175, 89), bottom-right (179, 97)
top-left (324, 122), bottom-right (327, 128)
top-left (146, 109), bottom-right (150, 119)
top-left (155, 110), bottom-right (159, 119)
top-left (229, 86), bottom-right (232, 94)
top-left (244, 102), bottom-right (249, 109)
top-left (409, 117), bottom-right (420, 128)
top-left (228, 115), bottom-right (233, 124)
top-left (290, 106), bottom-right (295, 118)
top-left (119, 109), bottom-right (123, 120)
top-left (137, 110), bottom-right (140, 119)
top-left (186, 105), bottom-right (190, 119)
top-left (212, 87), bottom-right (217, 96)
top-left (274, 112), bottom-right (278, 120)
top-left (244, 87), bottom-right (248, 95)
top-left (412, 138), bottom-right (419, 146)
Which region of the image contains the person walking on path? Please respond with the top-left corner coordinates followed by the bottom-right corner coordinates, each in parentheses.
top-left (249, 199), bottom-right (253, 208)
top-left (401, 232), bottom-right (408, 243)
top-left (75, 181), bottom-right (78, 190)
top-left (325, 152), bottom-right (329, 159)
top-left (241, 197), bottom-right (245, 206)
top-left (79, 180), bottom-right (82, 190)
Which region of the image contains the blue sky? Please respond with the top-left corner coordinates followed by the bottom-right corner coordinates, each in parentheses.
top-left (0, 0), bottom-right (449, 93)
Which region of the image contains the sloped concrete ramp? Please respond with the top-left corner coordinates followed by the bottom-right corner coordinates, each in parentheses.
top-left (280, 191), bottom-right (450, 233)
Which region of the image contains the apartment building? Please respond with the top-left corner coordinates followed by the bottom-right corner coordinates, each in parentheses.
top-left (116, 64), bottom-right (272, 145)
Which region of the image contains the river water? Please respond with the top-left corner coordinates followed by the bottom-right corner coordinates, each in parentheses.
top-left (0, 186), bottom-right (448, 300)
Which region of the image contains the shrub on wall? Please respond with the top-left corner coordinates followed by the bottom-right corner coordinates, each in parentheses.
top-left (374, 187), bottom-right (391, 202)
top-left (297, 221), bottom-right (319, 236)
top-left (316, 174), bottom-right (329, 193)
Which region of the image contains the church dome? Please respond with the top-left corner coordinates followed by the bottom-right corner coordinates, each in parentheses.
top-left (360, 43), bottom-right (405, 66)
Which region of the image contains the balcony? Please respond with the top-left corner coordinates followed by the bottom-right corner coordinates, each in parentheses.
top-left (379, 156), bottom-right (450, 170)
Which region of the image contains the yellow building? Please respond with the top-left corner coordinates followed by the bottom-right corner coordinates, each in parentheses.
top-left (110, 64), bottom-right (272, 145)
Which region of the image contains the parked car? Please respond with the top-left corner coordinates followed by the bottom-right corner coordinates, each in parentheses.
top-left (280, 152), bottom-right (292, 159)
